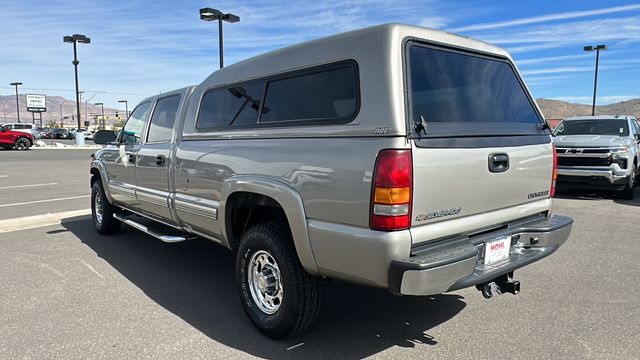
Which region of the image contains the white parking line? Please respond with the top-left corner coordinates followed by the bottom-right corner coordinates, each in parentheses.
top-left (0, 208), bottom-right (91, 233)
top-left (0, 195), bottom-right (90, 208)
top-left (0, 182), bottom-right (58, 190)
top-left (80, 259), bottom-right (105, 279)
top-left (0, 175), bottom-right (8, 178)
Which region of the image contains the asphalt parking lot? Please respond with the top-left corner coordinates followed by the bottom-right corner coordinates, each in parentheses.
top-left (0, 148), bottom-right (93, 219)
top-left (1, 151), bottom-right (639, 359)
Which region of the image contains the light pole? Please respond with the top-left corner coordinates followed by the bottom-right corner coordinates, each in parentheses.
top-left (584, 44), bottom-right (607, 116)
top-left (59, 99), bottom-right (65, 122)
top-left (63, 34), bottom-right (91, 129)
top-left (85, 92), bottom-right (102, 125)
top-left (199, 8), bottom-right (239, 69)
top-left (118, 100), bottom-right (128, 120)
top-left (2, 100), bottom-right (6, 122)
top-left (78, 91), bottom-right (84, 128)
top-left (10, 82), bottom-right (22, 123)
top-left (94, 102), bottom-right (105, 130)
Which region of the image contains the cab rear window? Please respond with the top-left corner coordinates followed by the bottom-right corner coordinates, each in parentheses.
top-left (408, 44), bottom-right (542, 135)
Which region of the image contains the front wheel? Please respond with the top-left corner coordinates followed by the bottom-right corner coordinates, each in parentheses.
top-left (620, 165), bottom-right (636, 199)
top-left (14, 137), bottom-right (31, 151)
top-left (236, 222), bottom-right (320, 339)
top-left (91, 180), bottom-right (121, 234)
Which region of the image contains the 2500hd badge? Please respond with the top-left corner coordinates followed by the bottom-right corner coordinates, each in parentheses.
top-left (415, 207), bottom-right (462, 222)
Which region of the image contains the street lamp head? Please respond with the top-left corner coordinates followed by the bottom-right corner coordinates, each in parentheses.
top-left (63, 34), bottom-right (91, 44)
top-left (200, 7), bottom-right (221, 20)
top-left (118, 100), bottom-right (127, 103)
top-left (10, 82), bottom-right (23, 86)
top-left (94, 102), bottom-right (103, 106)
top-left (222, 13), bottom-right (240, 23)
top-left (75, 35), bottom-right (91, 44)
top-left (199, 7), bottom-right (239, 22)
top-left (584, 44), bottom-right (608, 52)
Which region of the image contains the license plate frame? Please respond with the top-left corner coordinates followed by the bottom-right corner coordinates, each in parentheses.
top-left (483, 235), bottom-right (511, 265)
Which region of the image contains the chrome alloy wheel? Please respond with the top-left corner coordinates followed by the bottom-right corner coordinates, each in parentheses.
top-left (94, 191), bottom-right (104, 225)
top-left (248, 250), bottom-right (283, 314)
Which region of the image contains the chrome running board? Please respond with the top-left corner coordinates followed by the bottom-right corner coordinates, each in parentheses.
top-left (113, 213), bottom-right (195, 243)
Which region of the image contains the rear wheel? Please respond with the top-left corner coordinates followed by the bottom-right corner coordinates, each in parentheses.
top-left (14, 137), bottom-right (31, 151)
top-left (91, 180), bottom-right (121, 234)
top-left (236, 222), bottom-right (320, 339)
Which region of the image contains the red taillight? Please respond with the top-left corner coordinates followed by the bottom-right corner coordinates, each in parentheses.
top-left (551, 144), bottom-right (558, 197)
top-left (370, 149), bottom-right (412, 231)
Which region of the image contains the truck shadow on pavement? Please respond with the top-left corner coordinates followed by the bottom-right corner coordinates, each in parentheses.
top-left (62, 217), bottom-right (467, 359)
top-left (555, 187), bottom-right (640, 207)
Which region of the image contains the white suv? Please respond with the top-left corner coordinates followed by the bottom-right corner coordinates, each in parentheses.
top-left (1, 123), bottom-right (41, 140)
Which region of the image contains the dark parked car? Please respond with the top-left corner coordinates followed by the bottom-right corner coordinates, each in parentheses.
top-left (44, 128), bottom-right (72, 139)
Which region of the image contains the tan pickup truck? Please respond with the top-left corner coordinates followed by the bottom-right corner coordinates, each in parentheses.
top-left (91, 23), bottom-right (573, 338)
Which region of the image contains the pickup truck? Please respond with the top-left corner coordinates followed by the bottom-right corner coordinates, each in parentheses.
top-left (553, 115), bottom-right (640, 198)
top-left (91, 23), bottom-right (573, 338)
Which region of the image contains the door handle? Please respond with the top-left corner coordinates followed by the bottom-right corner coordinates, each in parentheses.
top-left (127, 154), bottom-right (136, 164)
top-left (156, 155), bottom-right (166, 167)
top-left (488, 153), bottom-right (509, 173)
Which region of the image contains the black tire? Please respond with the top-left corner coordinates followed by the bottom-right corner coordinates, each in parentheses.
top-left (236, 222), bottom-right (320, 339)
top-left (620, 165), bottom-right (636, 200)
top-left (14, 137), bottom-right (31, 151)
top-left (91, 180), bottom-right (122, 234)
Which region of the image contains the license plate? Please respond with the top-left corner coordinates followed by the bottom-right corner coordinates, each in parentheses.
top-left (484, 236), bottom-right (511, 265)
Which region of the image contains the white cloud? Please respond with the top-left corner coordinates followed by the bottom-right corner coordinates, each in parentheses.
top-left (516, 53), bottom-right (592, 66)
top-left (419, 16), bottom-right (449, 29)
top-left (521, 66), bottom-right (598, 76)
top-left (505, 42), bottom-right (574, 54)
top-left (480, 15), bottom-right (640, 45)
top-left (449, 4), bottom-right (640, 32)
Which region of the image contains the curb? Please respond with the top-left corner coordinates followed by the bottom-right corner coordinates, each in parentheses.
top-left (32, 146), bottom-right (103, 150)
top-left (0, 209), bottom-right (92, 233)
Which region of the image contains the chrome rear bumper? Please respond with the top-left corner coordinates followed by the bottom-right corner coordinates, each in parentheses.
top-left (388, 215), bottom-right (573, 296)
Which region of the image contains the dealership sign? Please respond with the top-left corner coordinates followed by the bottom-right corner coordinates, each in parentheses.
top-left (26, 94), bottom-right (46, 112)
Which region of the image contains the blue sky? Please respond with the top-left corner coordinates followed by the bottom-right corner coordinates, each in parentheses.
top-left (1, 0), bottom-right (639, 111)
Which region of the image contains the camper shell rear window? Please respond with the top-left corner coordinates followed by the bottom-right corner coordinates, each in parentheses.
top-left (406, 42), bottom-right (544, 137)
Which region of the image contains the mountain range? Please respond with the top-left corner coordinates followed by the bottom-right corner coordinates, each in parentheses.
top-left (2, 94), bottom-right (639, 126)
top-left (0, 95), bottom-right (122, 126)
top-left (536, 98), bottom-right (640, 120)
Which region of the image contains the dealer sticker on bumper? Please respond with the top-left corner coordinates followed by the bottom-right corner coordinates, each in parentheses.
top-left (484, 236), bottom-right (511, 265)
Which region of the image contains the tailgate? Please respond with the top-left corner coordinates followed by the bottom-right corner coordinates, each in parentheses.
top-left (405, 41), bottom-right (553, 245)
top-left (410, 141), bottom-right (553, 242)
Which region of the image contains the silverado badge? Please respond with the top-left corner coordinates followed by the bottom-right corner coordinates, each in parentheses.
top-left (415, 207), bottom-right (462, 222)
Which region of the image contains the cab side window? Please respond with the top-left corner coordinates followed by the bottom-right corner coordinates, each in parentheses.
top-left (197, 82), bottom-right (264, 129)
top-left (147, 95), bottom-right (181, 143)
top-left (631, 119), bottom-right (639, 137)
top-left (121, 102), bottom-right (151, 145)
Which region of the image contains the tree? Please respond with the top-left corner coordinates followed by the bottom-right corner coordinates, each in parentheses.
top-left (46, 119), bottom-right (59, 128)
top-left (113, 118), bottom-right (126, 130)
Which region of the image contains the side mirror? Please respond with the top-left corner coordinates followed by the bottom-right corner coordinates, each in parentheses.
top-left (93, 130), bottom-right (117, 145)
